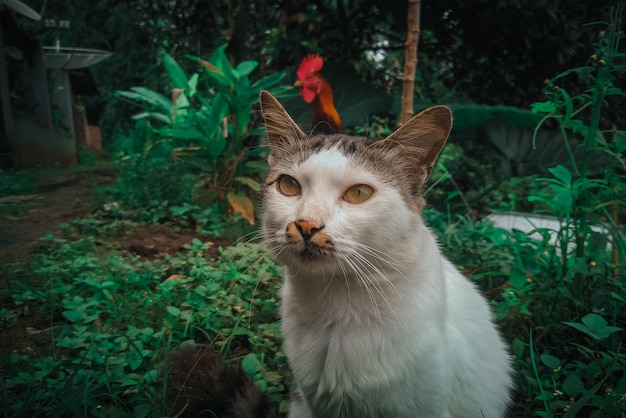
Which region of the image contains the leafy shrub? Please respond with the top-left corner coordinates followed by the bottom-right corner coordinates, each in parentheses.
top-left (115, 45), bottom-right (291, 224)
top-left (426, 7), bottom-right (626, 416)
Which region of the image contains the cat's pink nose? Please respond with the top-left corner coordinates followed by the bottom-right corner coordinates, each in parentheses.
top-left (294, 220), bottom-right (322, 241)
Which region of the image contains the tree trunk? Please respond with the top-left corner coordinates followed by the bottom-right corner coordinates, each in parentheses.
top-left (399, 0), bottom-right (421, 125)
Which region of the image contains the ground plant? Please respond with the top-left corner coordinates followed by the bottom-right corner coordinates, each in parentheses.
top-left (1, 223), bottom-right (289, 417)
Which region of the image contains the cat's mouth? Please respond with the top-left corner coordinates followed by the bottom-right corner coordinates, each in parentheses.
top-left (284, 221), bottom-right (336, 263)
top-left (298, 242), bottom-right (334, 261)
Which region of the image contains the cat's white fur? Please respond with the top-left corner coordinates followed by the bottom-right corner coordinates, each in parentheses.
top-left (260, 91), bottom-right (513, 418)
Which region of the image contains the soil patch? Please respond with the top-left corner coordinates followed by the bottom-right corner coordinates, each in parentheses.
top-left (0, 168), bottom-right (231, 358)
top-left (113, 224), bottom-right (230, 261)
top-left (0, 168), bottom-right (118, 259)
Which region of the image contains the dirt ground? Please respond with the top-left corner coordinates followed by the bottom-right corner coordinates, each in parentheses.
top-left (0, 168), bottom-right (114, 259)
top-left (0, 167), bottom-right (229, 357)
top-left (0, 168), bottom-right (224, 261)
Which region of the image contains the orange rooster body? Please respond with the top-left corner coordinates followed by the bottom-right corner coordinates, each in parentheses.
top-left (295, 54), bottom-right (345, 134)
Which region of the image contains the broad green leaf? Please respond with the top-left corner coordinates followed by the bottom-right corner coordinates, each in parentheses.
top-left (203, 63), bottom-right (233, 89)
top-left (144, 369), bottom-right (158, 384)
top-left (564, 314), bottom-right (621, 341)
top-left (195, 112), bottom-right (219, 140)
top-left (166, 306), bottom-right (181, 317)
top-left (209, 93), bottom-right (230, 131)
top-left (169, 205), bottom-right (191, 216)
top-left (548, 165), bottom-right (572, 186)
top-left (581, 313), bottom-right (607, 330)
top-left (251, 71), bottom-right (288, 91)
top-left (232, 326), bottom-right (251, 336)
top-left (509, 267), bottom-right (527, 289)
top-left (540, 353), bottom-right (560, 369)
top-left (188, 73), bottom-right (199, 97)
top-left (551, 189), bottom-right (573, 212)
top-left (236, 60), bottom-right (259, 76)
top-left (62, 310), bottom-right (82, 322)
top-left (162, 53), bottom-right (189, 89)
top-left (207, 44), bottom-right (237, 82)
top-left (206, 137), bottom-right (227, 158)
top-left (130, 87), bottom-right (173, 113)
top-left (563, 321), bottom-right (595, 339)
top-left (531, 101), bottom-right (557, 114)
top-left (175, 92), bottom-right (190, 110)
top-left (154, 128), bottom-right (205, 140)
top-left (565, 119), bottom-right (585, 133)
top-left (236, 106), bottom-right (251, 137)
top-left (562, 374), bottom-right (585, 397)
top-left (605, 87), bottom-right (625, 96)
top-left (611, 291), bottom-right (626, 302)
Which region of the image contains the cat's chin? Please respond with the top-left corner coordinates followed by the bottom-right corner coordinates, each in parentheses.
top-left (275, 243), bottom-right (336, 270)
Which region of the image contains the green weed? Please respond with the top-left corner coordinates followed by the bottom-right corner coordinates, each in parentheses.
top-left (1, 223), bottom-right (288, 417)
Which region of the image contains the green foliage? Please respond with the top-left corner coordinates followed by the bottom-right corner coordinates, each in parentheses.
top-left (1, 223), bottom-right (288, 417)
top-left (431, 7), bottom-right (626, 416)
top-left (0, 170), bottom-right (37, 197)
top-left (115, 45), bottom-right (290, 224)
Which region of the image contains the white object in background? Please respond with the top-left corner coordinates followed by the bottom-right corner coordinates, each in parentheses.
top-left (3, 0), bottom-right (41, 21)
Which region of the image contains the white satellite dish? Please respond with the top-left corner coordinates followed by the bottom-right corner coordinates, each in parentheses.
top-left (3, 0), bottom-right (42, 21)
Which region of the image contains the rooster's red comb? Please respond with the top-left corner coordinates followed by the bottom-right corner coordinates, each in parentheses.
top-left (297, 54), bottom-right (324, 81)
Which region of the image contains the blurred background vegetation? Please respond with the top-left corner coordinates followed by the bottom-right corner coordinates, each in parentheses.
top-left (23, 0), bottom-right (620, 130)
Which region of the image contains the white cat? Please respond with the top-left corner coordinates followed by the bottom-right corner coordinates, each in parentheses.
top-left (259, 91), bottom-right (514, 418)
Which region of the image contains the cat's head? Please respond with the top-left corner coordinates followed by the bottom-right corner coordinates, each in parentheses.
top-left (259, 91), bottom-right (451, 273)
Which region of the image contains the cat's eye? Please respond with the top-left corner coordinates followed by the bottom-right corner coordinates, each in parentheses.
top-left (343, 184), bottom-right (374, 204)
top-left (277, 175), bottom-right (301, 196)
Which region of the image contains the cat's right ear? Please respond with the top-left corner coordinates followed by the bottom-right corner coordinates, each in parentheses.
top-left (260, 91), bottom-right (306, 166)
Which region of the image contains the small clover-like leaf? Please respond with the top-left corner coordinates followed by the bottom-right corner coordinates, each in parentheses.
top-left (540, 353), bottom-right (560, 369)
top-left (241, 353), bottom-right (262, 377)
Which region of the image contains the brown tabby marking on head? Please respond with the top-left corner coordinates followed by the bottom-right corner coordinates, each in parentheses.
top-left (259, 91), bottom-right (452, 212)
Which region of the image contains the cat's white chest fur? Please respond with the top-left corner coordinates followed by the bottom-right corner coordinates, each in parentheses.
top-left (259, 91), bottom-right (514, 418)
top-left (278, 224), bottom-right (512, 418)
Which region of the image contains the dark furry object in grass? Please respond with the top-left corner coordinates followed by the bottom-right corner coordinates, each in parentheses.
top-left (166, 346), bottom-right (277, 418)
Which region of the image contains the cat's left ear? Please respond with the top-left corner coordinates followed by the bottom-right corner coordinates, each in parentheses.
top-left (374, 106), bottom-right (452, 185)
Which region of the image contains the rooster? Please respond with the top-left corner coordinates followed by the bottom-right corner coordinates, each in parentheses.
top-left (295, 54), bottom-right (345, 134)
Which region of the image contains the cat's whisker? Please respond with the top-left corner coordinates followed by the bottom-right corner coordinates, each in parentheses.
top-left (350, 241), bottom-right (404, 269)
top-left (333, 254), bottom-right (355, 317)
top-left (243, 243), bottom-right (298, 323)
top-left (230, 229), bottom-right (264, 246)
top-left (338, 255), bottom-right (385, 329)
top-left (346, 252), bottom-right (391, 305)
top-left (336, 239), bottom-right (406, 289)
top-left (215, 242), bottom-right (271, 310)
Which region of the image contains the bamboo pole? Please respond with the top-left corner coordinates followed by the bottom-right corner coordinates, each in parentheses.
top-left (399, 0), bottom-right (421, 125)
